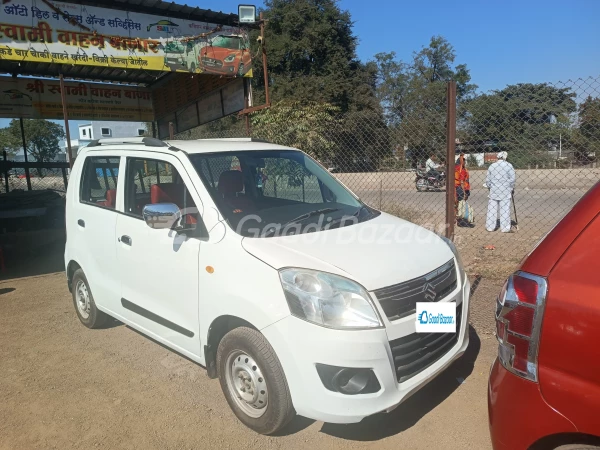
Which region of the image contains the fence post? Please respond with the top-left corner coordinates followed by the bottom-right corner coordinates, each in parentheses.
top-left (3, 150), bottom-right (9, 193)
top-left (61, 167), bottom-right (68, 190)
top-left (445, 81), bottom-right (457, 240)
top-left (19, 117), bottom-right (32, 191)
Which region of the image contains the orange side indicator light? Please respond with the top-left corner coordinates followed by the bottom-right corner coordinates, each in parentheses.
top-left (206, 266), bottom-right (214, 274)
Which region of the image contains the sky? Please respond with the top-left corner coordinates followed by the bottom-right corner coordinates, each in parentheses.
top-left (2, 0), bottom-right (599, 139)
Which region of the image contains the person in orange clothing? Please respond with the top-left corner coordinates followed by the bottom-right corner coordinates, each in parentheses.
top-left (455, 152), bottom-right (471, 202)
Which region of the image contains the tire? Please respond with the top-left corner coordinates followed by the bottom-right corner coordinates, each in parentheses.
top-left (217, 327), bottom-right (295, 434)
top-left (71, 269), bottom-right (108, 329)
top-left (416, 178), bottom-right (428, 192)
top-left (554, 446), bottom-right (600, 450)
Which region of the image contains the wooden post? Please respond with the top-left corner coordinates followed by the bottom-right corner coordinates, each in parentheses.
top-left (445, 81), bottom-right (457, 240)
top-left (19, 117), bottom-right (32, 190)
top-left (59, 74), bottom-right (73, 168)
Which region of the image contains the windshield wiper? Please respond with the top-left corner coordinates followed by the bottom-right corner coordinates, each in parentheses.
top-left (322, 206), bottom-right (377, 230)
top-left (264, 208), bottom-right (340, 237)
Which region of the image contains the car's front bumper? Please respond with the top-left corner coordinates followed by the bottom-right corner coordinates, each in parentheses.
top-left (261, 277), bottom-right (471, 424)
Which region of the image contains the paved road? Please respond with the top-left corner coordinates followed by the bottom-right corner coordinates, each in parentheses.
top-left (355, 188), bottom-right (588, 225)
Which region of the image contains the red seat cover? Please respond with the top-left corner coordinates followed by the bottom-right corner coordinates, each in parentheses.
top-left (98, 189), bottom-right (116, 208)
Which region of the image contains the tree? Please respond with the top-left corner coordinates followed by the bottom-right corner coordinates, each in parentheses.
top-left (255, 0), bottom-right (361, 110)
top-left (374, 36), bottom-right (477, 126)
top-left (572, 96), bottom-right (600, 163)
top-left (462, 83), bottom-right (577, 167)
top-left (3, 119), bottom-right (65, 176)
top-left (251, 100), bottom-right (341, 161)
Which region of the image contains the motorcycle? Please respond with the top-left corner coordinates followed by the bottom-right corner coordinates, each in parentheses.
top-left (415, 169), bottom-right (446, 191)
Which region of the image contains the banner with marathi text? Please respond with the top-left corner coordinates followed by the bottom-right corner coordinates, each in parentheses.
top-left (0, 76), bottom-right (154, 121)
top-left (0, 0), bottom-right (252, 76)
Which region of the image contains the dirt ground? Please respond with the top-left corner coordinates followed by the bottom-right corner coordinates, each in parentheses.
top-left (0, 247), bottom-right (502, 450)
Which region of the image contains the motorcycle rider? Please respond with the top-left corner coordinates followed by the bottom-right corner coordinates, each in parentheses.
top-left (425, 154), bottom-right (442, 183)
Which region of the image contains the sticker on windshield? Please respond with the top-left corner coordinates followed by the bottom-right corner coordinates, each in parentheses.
top-left (415, 302), bottom-right (457, 333)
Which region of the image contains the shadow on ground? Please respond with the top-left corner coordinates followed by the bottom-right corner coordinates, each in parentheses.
top-left (0, 240), bottom-right (65, 281)
top-left (318, 326), bottom-right (481, 441)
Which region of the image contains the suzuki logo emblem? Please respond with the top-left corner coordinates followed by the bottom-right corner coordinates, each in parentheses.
top-left (423, 283), bottom-right (437, 302)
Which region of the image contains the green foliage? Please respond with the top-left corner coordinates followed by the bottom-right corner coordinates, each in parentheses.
top-left (374, 36), bottom-right (477, 126)
top-left (1, 119), bottom-right (65, 176)
top-left (462, 83), bottom-right (577, 154)
top-left (251, 101), bottom-right (341, 160)
top-left (373, 36), bottom-right (477, 162)
top-left (572, 96), bottom-right (600, 163)
top-left (256, 0), bottom-right (360, 110)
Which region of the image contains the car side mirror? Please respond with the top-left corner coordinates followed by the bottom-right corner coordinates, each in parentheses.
top-left (142, 203), bottom-right (181, 230)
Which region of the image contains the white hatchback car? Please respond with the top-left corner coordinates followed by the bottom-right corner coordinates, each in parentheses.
top-left (65, 137), bottom-right (470, 434)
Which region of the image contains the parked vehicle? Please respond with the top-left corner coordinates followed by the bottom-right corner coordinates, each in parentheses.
top-left (199, 34), bottom-right (251, 76)
top-left (65, 137), bottom-right (470, 435)
top-left (488, 180), bottom-right (600, 450)
top-left (164, 39), bottom-right (206, 72)
top-left (415, 168), bottom-right (446, 191)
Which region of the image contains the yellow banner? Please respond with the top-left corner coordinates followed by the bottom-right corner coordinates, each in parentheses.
top-left (1, 0), bottom-right (253, 77)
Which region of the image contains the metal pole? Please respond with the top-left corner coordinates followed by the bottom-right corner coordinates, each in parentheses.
top-left (3, 150), bottom-right (9, 193)
top-left (168, 122), bottom-right (175, 140)
top-left (445, 81), bottom-right (457, 240)
top-left (19, 117), bottom-right (32, 190)
top-left (59, 74), bottom-right (73, 168)
top-left (260, 12), bottom-right (270, 106)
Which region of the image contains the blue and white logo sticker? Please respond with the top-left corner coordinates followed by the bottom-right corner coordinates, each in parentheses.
top-left (415, 302), bottom-right (457, 333)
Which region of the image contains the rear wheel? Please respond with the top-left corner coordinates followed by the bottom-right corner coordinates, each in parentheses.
top-left (71, 269), bottom-right (108, 329)
top-left (554, 446), bottom-right (600, 450)
top-left (217, 327), bottom-right (295, 434)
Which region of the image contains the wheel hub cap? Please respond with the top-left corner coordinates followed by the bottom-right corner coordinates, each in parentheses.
top-left (75, 280), bottom-right (90, 319)
top-left (226, 352), bottom-right (268, 418)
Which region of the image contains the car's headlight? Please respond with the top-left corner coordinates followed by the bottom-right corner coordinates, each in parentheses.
top-left (441, 236), bottom-right (465, 284)
top-left (224, 54), bottom-right (236, 63)
top-left (279, 268), bottom-right (383, 329)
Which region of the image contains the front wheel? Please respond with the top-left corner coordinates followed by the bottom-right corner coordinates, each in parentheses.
top-left (416, 178), bottom-right (428, 192)
top-left (217, 327), bottom-right (295, 434)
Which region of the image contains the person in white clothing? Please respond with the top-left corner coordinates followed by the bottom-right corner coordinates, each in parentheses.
top-left (485, 151), bottom-right (516, 232)
top-left (425, 154), bottom-right (442, 181)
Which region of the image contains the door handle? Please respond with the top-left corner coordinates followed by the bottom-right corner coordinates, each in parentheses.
top-left (120, 235), bottom-right (132, 246)
top-left (77, 219), bottom-right (85, 228)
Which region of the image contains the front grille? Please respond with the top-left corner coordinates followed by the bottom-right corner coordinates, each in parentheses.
top-left (374, 259), bottom-right (457, 321)
top-left (201, 57), bottom-right (223, 68)
top-left (389, 303), bottom-right (462, 383)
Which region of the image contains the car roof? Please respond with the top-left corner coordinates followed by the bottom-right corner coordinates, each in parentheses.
top-left (81, 137), bottom-right (298, 155)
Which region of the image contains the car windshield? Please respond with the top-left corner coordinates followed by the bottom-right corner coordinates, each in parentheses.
top-left (190, 150), bottom-right (379, 238)
top-left (211, 36), bottom-right (243, 50)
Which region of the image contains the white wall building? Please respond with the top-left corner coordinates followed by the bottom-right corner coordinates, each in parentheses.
top-left (66, 121), bottom-right (147, 158)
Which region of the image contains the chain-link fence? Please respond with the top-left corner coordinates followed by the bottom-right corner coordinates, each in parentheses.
top-left (176, 75), bottom-right (600, 278)
top-left (0, 159), bottom-right (69, 195)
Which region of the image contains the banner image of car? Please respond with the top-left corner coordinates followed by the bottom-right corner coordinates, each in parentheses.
top-left (199, 34), bottom-right (252, 76)
top-left (0, 0), bottom-right (252, 77)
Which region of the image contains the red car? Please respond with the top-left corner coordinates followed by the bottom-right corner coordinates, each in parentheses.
top-left (488, 181), bottom-right (600, 450)
top-left (199, 34), bottom-right (251, 77)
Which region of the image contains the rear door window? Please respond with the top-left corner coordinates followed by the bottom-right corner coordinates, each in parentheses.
top-left (79, 156), bottom-right (120, 209)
